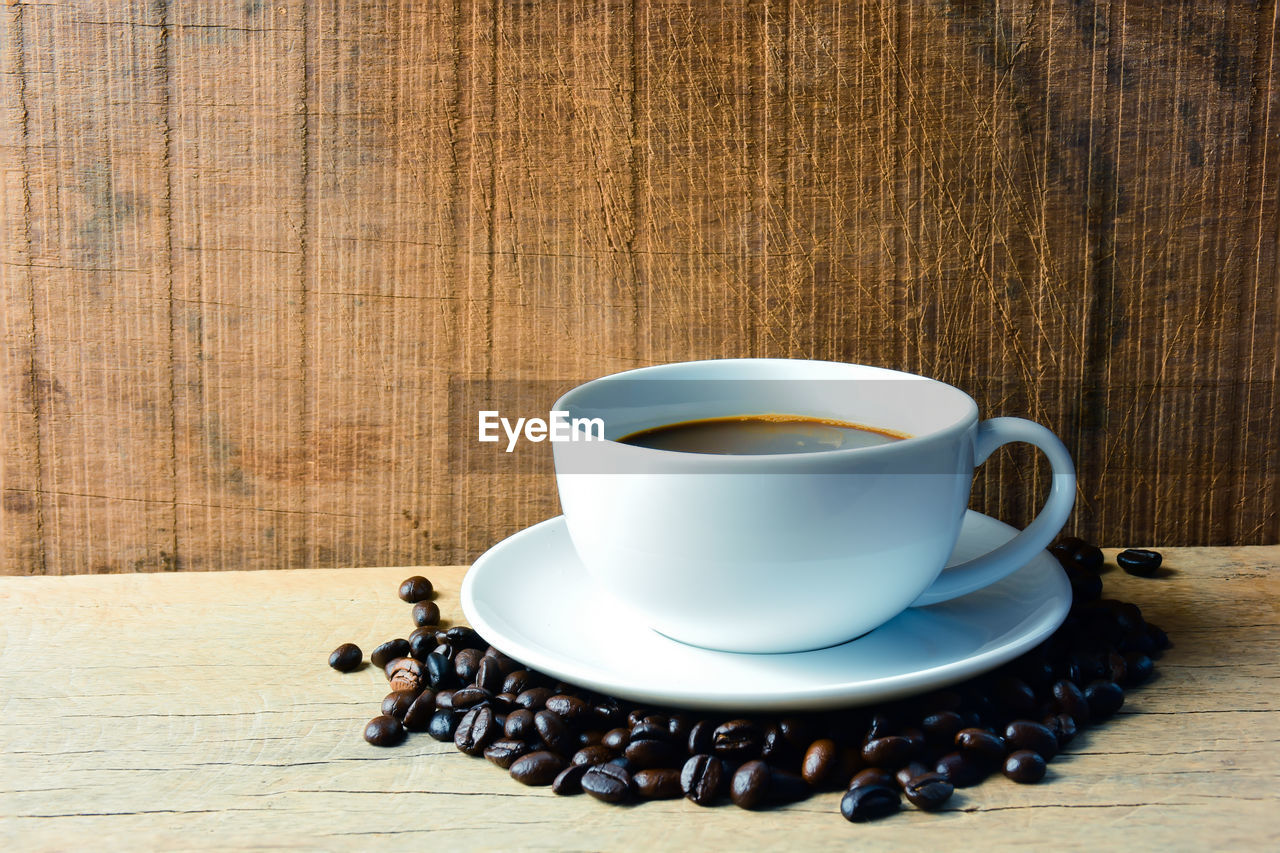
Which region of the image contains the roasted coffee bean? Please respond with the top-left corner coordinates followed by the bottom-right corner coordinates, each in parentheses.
top-left (1051, 680), bottom-right (1091, 725)
top-left (730, 760), bottom-right (771, 810)
top-left (434, 690), bottom-right (454, 710)
top-left (894, 761), bottom-right (931, 790)
top-left (386, 657), bottom-right (425, 694)
top-left (682, 754), bottom-right (724, 806)
top-left (864, 713), bottom-right (897, 741)
top-left (603, 727), bottom-right (631, 751)
top-left (667, 714), bottom-right (691, 742)
top-left (935, 751), bottom-right (987, 788)
top-left (535, 709), bottom-right (579, 755)
top-left (921, 710), bottom-right (965, 748)
top-left (606, 755), bottom-right (635, 773)
top-left (402, 690), bottom-right (437, 731)
top-left (593, 700), bottom-right (627, 730)
top-left (840, 784), bottom-right (900, 822)
top-left (381, 690), bottom-right (417, 720)
top-left (992, 676), bottom-right (1037, 716)
top-left (454, 647), bottom-right (483, 684)
top-left (1124, 652), bottom-right (1154, 686)
top-left (802, 738), bottom-right (839, 787)
top-left (504, 708), bottom-right (536, 741)
top-left (454, 705), bottom-right (498, 756)
top-left (1117, 548), bottom-right (1162, 577)
top-left (473, 657), bottom-right (503, 693)
top-left (502, 670), bottom-right (537, 695)
top-left (571, 744), bottom-right (614, 767)
top-left (761, 724), bottom-right (800, 767)
top-left (371, 639), bottom-right (411, 670)
top-left (1085, 680), bottom-right (1125, 719)
top-left (903, 772), bottom-right (954, 811)
top-left (1054, 539), bottom-right (1103, 573)
top-left (425, 652), bottom-right (455, 690)
top-left (625, 738), bottom-right (683, 770)
top-left (583, 762), bottom-right (633, 803)
top-left (578, 729), bottom-right (604, 747)
top-left (411, 599), bottom-right (441, 627)
top-left (485, 738), bottom-right (532, 769)
top-left (848, 768), bottom-right (895, 791)
top-left (408, 627), bottom-right (436, 661)
top-left (861, 735), bottom-right (916, 769)
top-left (713, 719), bottom-right (763, 761)
top-left (687, 719), bottom-right (713, 755)
top-left (552, 761), bottom-right (592, 795)
top-left (516, 687), bottom-right (554, 711)
top-left (363, 714), bottom-right (406, 747)
top-left (445, 625), bottom-right (484, 650)
top-left (955, 728), bottom-right (1005, 763)
top-left (1003, 749), bottom-right (1047, 783)
top-left (510, 750), bottom-right (566, 786)
top-left (450, 686), bottom-right (492, 710)
top-left (1067, 566), bottom-right (1104, 601)
top-left (634, 768), bottom-right (684, 800)
top-left (546, 695), bottom-right (592, 729)
top-left (1105, 652), bottom-right (1128, 684)
top-left (398, 575), bottom-right (433, 603)
top-left (1004, 720), bottom-right (1058, 759)
top-left (1042, 713), bottom-right (1078, 747)
top-left (490, 692), bottom-right (517, 713)
top-left (427, 708), bottom-right (459, 742)
top-left (630, 717), bottom-right (671, 743)
top-left (432, 642), bottom-right (455, 659)
top-left (328, 643), bottom-right (362, 672)
top-left (1049, 537), bottom-right (1086, 564)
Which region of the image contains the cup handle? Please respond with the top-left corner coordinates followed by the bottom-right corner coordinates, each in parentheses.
top-left (909, 417), bottom-right (1076, 607)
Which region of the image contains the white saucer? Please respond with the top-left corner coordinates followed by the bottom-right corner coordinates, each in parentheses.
top-left (461, 511), bottom-right (1071, 711)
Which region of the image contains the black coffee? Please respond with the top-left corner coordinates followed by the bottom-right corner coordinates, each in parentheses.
top-left (617, 415), bottom-right (908, 455)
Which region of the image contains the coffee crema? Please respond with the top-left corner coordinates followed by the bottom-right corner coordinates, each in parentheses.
top-left (617, 414), bottom-right (909, 455)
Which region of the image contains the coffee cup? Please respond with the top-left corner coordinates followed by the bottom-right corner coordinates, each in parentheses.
top-left (552, 358), bottom-right (1075, 654)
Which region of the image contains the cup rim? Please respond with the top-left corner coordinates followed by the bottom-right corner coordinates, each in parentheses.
top-left (553, 357), bottom-right (979, 463)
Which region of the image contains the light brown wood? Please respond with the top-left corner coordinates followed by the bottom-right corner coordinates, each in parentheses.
top-left (1, 1), bottom-right (1277, 575)
top-left (1, 547), bottom-right (1278, 850)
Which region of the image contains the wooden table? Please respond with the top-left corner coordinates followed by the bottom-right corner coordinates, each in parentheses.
top-left (3, 549), bottom-right (1278, 850)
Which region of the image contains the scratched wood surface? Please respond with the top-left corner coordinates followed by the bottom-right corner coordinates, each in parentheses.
top-left (1, 549), bottom-right (1278, 850)
top-left (1, 1), bottom-right (1277, 575)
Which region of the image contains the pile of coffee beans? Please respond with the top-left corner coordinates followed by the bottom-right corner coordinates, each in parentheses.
top-left (328, 539), bottom-right (1169, 823)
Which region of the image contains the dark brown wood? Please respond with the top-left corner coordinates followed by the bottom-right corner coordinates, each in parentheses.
top-left (1, 1), bottom-right (1277, 574)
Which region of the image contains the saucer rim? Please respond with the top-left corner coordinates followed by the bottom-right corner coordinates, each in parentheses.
top-left (461, 512), bottom-right (1071, 711)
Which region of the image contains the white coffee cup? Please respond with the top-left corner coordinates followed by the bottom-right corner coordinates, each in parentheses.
top-left (552, 358), bottom-right (1075, 654)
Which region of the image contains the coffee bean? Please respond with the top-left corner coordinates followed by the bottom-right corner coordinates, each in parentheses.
top-left (502, 670), bottom-right (536, 695)
top-left (1117, 548), bottom-right (1162, 577)
top-left (713, 720), bottom-right (763, 761)
top-left (370, 639), bottom-right (411, 670)
top-left (1067, 566), bottom-right (1104, 601)
top-left (381, 690), bottom-right (417, 720)
top-left (625, 738), bottom-right (682, 770)
top-left (427, 708), bottom-right (459, 741)
top-left (571, 744), bottom-right (614, 767)
top-left (687, 719), bottom-right (713, 755)
top-left (667, 714), bottom-right (691, 742)
top-left (454, 647), bottom-right (482, 684)
top-left (1085, 680), bottom-right (1125, 719)
top-left (935, 751), bottom-right (987, 788)
top-left (681, 754), bottom-right (724, 806)
top-left (634, 768), bottom-right (684, 800)
top-left (1004, 720), bottom-right (1058, 759)
top-left (630, 717), bottom-right (671, 743)
top-left (546, 695), bottom-right (592, 729)
top-left (1042, 713), bottom-right (1078, 747)
top-left (864, 713), bottom-right (897, 741)
top-left (434, 690), bottom-right (454, 710)
top-left (848, 768), bottom-right (895, 791)
top-left (761, 723), bottom-right (799, 767)
top-left (894, 761), bottom-right (931, 790)
top-left (840, 784), bottom-right (900, 822)
top-left (454, 705), bottom-right (498, 756)
top-left (410, 599), bottom-right (441, 628)
top-left (535, 709), bottom-right (578, 756)
top-left (450, 686), bottom-right (492, 710)
top-left (1003, 749), bottom-right (1047, 783)
top-left (552, 761), bottom-right (592, 795)
top-left (407, 627), bottom-right (435, 661)
top-left (364, 714), bottom-right (405, 747)
top-left (485, 738), bottom-right (533, 769)
top-left (503, 708), bottom-right (535, 740)
top-left (445, 625), bottom-right (485, 650)
top-left (861, 735), bottom-right (916, 768)
top-left (583, 763), bottom-right (633, 803)
top-left (328, 643), bottom-right (362, 672)
top-left (903, 772), bottom-right (954, 811)
top-left (425, 652), bottom-right (455, 690)
top-left (386, 657), bottom-right (425, 694)
top-left (398, 575), bottom-right (433, 603)
top-left (1054, 539), bottom-right (1103, 573)
top-left (402, 690), bottom-right (437, 731)
top-left (955, 728), bottom-right (1005, 763)
top-left (1147, 621), bottom-right (1171, 652)
top-left (516, 687), bottom-right (554, 711)
top-left (802, 738), bottom-right (839, 787)
top-left (603, 727), bottom-right (631, 752)
top-left (920, 710), bottom-right (964, 749)
top-left (730, 760), bottom-right (771, 810)
top-left (1051, 679), bottom-right (1091, 725)
top-left (474, 657), bottom-right (503, 693)
top-left (992, 676), bottom-right (1037, 716)
top-left (1123, 652), bottom-right (1154, 686)
top-left (509, 750), bottom-right (566, 786)
top-left (432, 642), bottom-right (455, 660)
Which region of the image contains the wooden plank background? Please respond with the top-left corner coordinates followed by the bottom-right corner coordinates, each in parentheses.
top-left (1, 0), bottom-right (1277, 575)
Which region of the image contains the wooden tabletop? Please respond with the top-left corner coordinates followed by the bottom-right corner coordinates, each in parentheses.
top-left (2, 548), bottom-right (1278, 850)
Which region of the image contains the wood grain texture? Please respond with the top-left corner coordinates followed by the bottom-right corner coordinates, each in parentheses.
top-left (2, 550), bottom-right (1279, 850)
top-left (1, 1), bottom-right (1277, 574)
